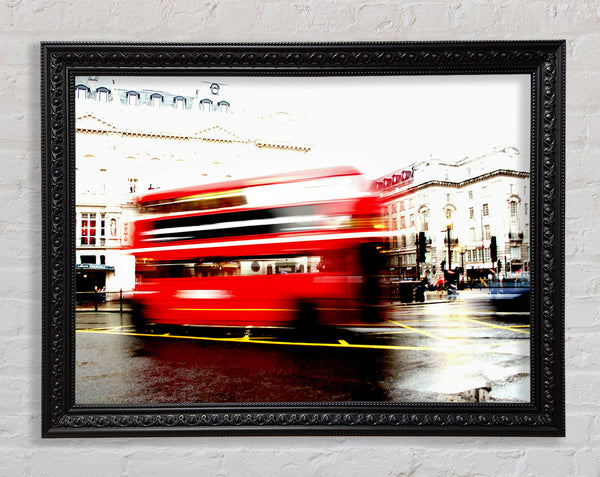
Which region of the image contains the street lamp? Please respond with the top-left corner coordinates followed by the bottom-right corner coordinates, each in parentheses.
top-left (446, 217), bottom-right (452, 271)
top-left (460, 246), bottom-right (467, 285)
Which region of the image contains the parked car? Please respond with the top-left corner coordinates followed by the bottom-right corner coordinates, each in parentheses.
top-left (489, 276), bottom-right (530, 312)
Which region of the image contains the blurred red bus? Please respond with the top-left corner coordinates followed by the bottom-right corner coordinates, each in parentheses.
top-left (126, 166), bottom-right (388, 330)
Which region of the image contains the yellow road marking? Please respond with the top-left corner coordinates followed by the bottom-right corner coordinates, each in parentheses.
top-left (458, 318), bottom-right (530, 335)
top-left (76, 328), bottom-right (437, 351)
top-left (367, 330), bottom-right (418, 335)
top-left (78, 325), bottom-right (127, 332)
top-left (386, 319), bottom-right (455, 346)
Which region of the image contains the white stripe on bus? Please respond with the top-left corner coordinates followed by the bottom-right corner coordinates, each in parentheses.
top-left (128, 230), bottom-right (392, 255)
top-left (141, 214), bottom-right (329, 237)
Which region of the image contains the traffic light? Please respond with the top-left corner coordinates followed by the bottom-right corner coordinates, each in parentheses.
top-left (490, 235), bottom-right (498, 263)
top-left (418, 232), bottom-right (427, 263)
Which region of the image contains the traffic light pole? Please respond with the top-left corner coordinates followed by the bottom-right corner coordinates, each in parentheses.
top-left (447, 226), bottom-right (452, 271)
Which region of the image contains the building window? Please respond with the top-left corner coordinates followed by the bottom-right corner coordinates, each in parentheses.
top-left (484, 224), bottom-right (491, 240)
top-left (509, 201), bottom-right (518, 219)
top-left (75, 85), bottom-right (89, 100)
top-left (128, 178), bottom-right (138, 193)
top-left (470, 227), bottom-right (476, 241)
top-left (200, 98), bottom-right (213, 111)
top-left (511, 246), bottom-right (521, 260)
top-left (399, 201), bottom-right (405, 212)
top-left (445, 209), bottom-right (452, 220)
top-left (217, 100), bottom-right (230, 113)
top-left (482, 203), bottom-right (489, 216)
top-left (469, 207), bottom-right (474, 219)
top-left (81, 213), bottom-right (97, 245)
top-left (409, 214), bottom-right (415, 227)
top-left (80, 255), bottom-right (96, 264)
top-left (96, 87), bottom-right (110, 102)
top-left (468, 190), bottom-right (473, 200)
top-left (391, 216), bottom-right (397, 231)
top-left (400, 216), bottom-right (406, 229)
top-left (445, 193), bottom-right (450, 203)
top-left (484, 248), bottom-right (491, 261)
top-left (420, 209), bottom-right (429, 231)
top-left (126, 91), bottom-right (139, 105)
top-left (401, 235), bottom-right (407, 248)
top-left (99, 168), bottom-right (107, 193)
top-left (174, 96), bottom-right (186, 109)
top-left (525, 203), bottom-right (528, 215)
top-left (408, 199), bottom-right (414, 209)
top-left (151, 93), bottom-right (163, 107)
top-left (99, 213), bottom-right (106, 246)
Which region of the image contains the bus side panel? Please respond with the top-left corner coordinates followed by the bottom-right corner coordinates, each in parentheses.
top-left (133, 273), bottom-right (366, 328)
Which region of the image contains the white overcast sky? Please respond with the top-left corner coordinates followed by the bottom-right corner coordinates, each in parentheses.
top-left (108, 74), bottom-right (530, 180)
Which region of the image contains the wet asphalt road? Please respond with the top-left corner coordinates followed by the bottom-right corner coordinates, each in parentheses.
top-left (75, 294), bottom-right (530, 405)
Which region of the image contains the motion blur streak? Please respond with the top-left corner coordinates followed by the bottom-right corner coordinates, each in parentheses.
top-left (125, 166), bottom-right (389, 330)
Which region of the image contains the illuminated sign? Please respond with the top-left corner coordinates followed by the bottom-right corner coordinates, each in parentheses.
top-left (377, 166), bottom-right (414, 190)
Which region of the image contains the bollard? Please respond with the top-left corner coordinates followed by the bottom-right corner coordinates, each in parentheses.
top-left (120, 288), bottom-right (123, 313)
top-left (94, 289), bottom-right (98, 312)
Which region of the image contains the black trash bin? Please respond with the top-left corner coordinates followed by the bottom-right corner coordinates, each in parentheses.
top-left (398, 281), bottom-right (415, 303)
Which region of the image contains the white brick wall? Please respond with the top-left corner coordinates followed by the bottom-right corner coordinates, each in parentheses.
top-left (1, 1), bottom-right (598, 475)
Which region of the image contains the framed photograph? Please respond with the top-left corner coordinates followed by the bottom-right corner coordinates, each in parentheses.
top-left (41, 41), bottom-right (565, 437)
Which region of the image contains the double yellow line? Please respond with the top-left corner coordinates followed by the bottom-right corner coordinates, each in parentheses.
top-left (77, 326), bottom-right (435, 351)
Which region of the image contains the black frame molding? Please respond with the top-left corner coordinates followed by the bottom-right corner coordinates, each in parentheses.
top-left (41, 41), bottom-right (565, 437)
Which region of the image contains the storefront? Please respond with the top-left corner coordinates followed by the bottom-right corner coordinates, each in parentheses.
top-left (75, 263), bottom-right (115, 303)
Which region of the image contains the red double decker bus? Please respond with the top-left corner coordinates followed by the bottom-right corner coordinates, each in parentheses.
top-left (126, 166), bottom-right (388, 330)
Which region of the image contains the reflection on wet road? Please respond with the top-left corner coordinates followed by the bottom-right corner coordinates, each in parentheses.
top-left (76, 299), bottom-right (530, 405)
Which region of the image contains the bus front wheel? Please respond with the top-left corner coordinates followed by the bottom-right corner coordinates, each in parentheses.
top-left (131, 302), bottom-right (148, 333)
top-left (296, 301), bottom-right (319, 334)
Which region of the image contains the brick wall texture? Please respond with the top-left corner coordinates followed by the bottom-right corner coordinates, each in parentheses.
top-left (1, 1), bottom-right (598, 475)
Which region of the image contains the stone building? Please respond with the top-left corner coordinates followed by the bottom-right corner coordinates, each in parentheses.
top-left (375, 147), bottom-right (530, 283)
top-left (75, 77), bottom-right (311, 295)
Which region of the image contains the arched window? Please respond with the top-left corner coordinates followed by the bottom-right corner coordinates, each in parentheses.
top-left (96, 87), bottom-right (111, 102)
top-left (174, 96), bottom-right (186, 109)
top-left (75, 84), bottom-right (90, 100)
top-left (199, 98), bottom-right (213, 111)
top-left (150, 93), bottom-right (163, 108)
top-left (509, 200), bottom-right (518, 219)
top-left (217, 100), bottom-right (230, 113)
top-left (420, 209), bottom-right (429, 231)
top-left (126, 90), bottom-right (140, 105)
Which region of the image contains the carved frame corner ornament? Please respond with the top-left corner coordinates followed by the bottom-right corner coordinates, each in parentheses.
top-left (41, 41), bottom-right (565, 437)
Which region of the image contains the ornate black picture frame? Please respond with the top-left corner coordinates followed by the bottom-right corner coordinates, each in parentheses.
top-left (41, 41), bottom-right (565, 437)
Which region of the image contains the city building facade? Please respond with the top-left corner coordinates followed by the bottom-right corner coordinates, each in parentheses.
top-left (75, 77), bottom-right (311, 295)
top-left (375, 147), bottom-right (530, 284)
